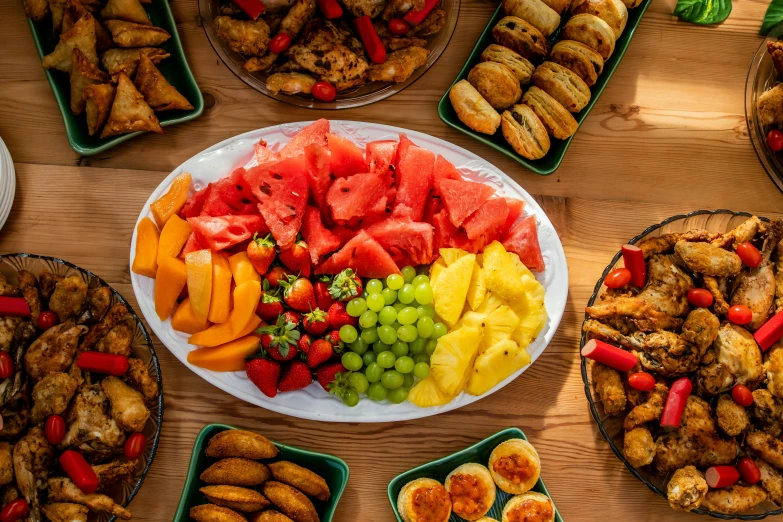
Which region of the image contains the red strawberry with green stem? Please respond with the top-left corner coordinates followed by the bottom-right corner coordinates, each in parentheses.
top-left (279, 275), bottom-right (317, 313)
top-left (314, 276), bottom-right (335, 311)
top-left (256, 282), bottom-right (284, 322)
top-left (297, 333), bottom-right (313, 355)
top-left (302, 308), bottom-right (329, 335)
top-left (245, 357), bottom-right (281, 398)
top-left (327, 301), bottom-right (357, 330)
top-left (283, 310), bottom-right (301, 328)
top-left (316, 361), bottom-right (347, 391)
top-left (266, 266), bottom-right (290, 287)
top-left (278, 360), bottom-right (313, 392)
top-left (323, 330), bottom-right (345, 354)
top-left (303, 339), bottom-right (334, 368)
top-left (329, 269), bottom-right (363, 302)
top-left (279, 240), bottom-right (311, 278)
top-left (247, 233), bottom-right (276, 275)
top-left (258, 315), bottom-right (300, 361)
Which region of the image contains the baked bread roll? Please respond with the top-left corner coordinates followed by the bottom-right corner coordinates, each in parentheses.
top-left (488, 438), bottom-right (541, 494)
top-left (539, 0), bottom-right (570, 14)
top-left (532, 61), bottom-right (591, 112)
top-left (523, 86), bottom-right (578, 139)
top-left (570, 0), bottom-right (628, 38)
top-left (549, 40), bottom-right (604, 86)
top-left (501, 105), bottom-right (550, 160)
top-left (561, 13), bottom-right (616, 60)
top-left (468, 62), bottom-right (522, 110)
top-left (501, 492), bottom-right (555, 522)
top-left (501, 0), bottom-right (560, 36)
top-left (449, 79), bottom-right (501, 135)
top-left (619, 0), bottom-right (643, 8)
top-left (480, 44), bottom-right (535, 84)
top-left (492, 16), bottom-right (549, 63)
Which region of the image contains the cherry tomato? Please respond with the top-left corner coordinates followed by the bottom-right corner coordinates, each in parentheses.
top-left (738, 457), bottom-right (761, 484)
top-left (728, 305), bottom-right (753, 325)
top-left (604, 268), bottom-right (632, 289)
top-left (37, 311), bottom-right (58, 331)
top-left (269, 32), bottom-right (291, 54)
top-left (768, 129), bottom-right (783, 152)
top-left (45, 414), bottom-right (66, 445)
top-left (628, 372), bottom-right (655, 392)
top-left (687, 288), bottom-right (714, 308)
top-left (312, 81), bottom-right (336, 102)
top-left (731, 384), bottom-right (753, 407)
top-left (124, 433), bottom-right (147, 461)
top-left (388, 18), bottom-right (410, 35)
top-left (0, 499), bottom-right (28, 522)
top-left (0, 353), bottom-right (13, 380)
top-left (736, 242), bottom-right (762, 268)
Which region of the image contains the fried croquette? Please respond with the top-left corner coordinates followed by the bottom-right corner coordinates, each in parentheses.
top-left (206, 430), bottom-right (279, 460)
top-left (262, 481), bottom-right (319, 522)
top-left (190, 504), bottom-right (248, 522)
top-left (248, 510), bottom-right (295, 522)
top-left (268, 461), bottom-right (330, 501)
top-left (201, 458), bottom-right (271, 487)
top-left (200, 485), bottom-right (271, 513)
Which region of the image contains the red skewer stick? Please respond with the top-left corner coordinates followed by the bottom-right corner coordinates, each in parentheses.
top-left (403, 0), bottom-right (438, 25)
top-left (580, 339), bottom-right (638, 372)
top-left (0, 297), bottom-right (31, 318)
top-left (621, 244), bottom-right (646, 287)
top-left (705, 466), bottom-right (740, 488)
top-left (317, 0), bottom-right (343, 18)
top-left (660, 377), bottom-right (692, 428)
top-left (59, 451), bottom-right (99, 494)
top-left (231, 0), bottom-right (265, 19)
top-left (355, 16), bottom-right (386, 64)
top-left (755, 310), bottom-right (783, 351)
top-left (77, 352), bottom-right (129, 376)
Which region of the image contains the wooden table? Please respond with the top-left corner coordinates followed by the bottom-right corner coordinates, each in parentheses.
top-left (2, 0), bottom-right (783, 518)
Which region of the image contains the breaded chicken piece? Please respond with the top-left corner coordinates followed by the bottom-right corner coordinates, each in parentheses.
top-left (123, 358), bottom-right (159, 403)
top-left (48, 478), bottom-right (131, 519)
top-left (81, 304), bottom-right (127, 350)
top-left (92, 460), bottom-right (137, 491)
top-left (636, 230), bottom-right (719, 258)
top-left (680, 308), bottom-right (720, 356)
top-left (17, 271), bottom-right (42, 324)
top-left (24, 322), bottom-right (87, 381)
top-left (703, 275), bottom-right (730, 316)
top-left (249, 511), bottom-right (294, 522)
top-left (38, 271), bottom-right (64, 301)
top-left (0, 443), bottom-right (12, 486)
top-left (759, 83), bottom-right (783, 126)
top-left (368, 47), bottom-right (429, 83)
top-left (623, 427), bottom-right (654, 468)
top-left (716, 393), bottom-right (750, 436)
top-left (41, 503), bottom-right (89, 522)
top-left (674, 241), bottom-right (743, 277)
top-left (76, 287), bottom-right (112, 325)
top-left (49, 276), bottom-right (88, 322)
top-left (262, 481), bottom-right (318, 522)
top-left (214, 16), bottom-right (271, 56)
top-left (591, 361), bottom-right (626, 416)
top-left (101, 376), bottom-right (149, 433)
top-left (747, 430), bottom-right (783, 468)
top-left (279, 0), bottom-right (316, 37)
top-left (767, 341), bottom-right (783, 398)
top-left (624, 383), bottom-right (667, 430)
top-left (206, 430), bottom-right (279, 460)
top-left (756, 457), bottom-right (783, 505)
top-left (266, 72), bottom-right (317, 95)
top-left (752, 389), bottom-right (783, 435)
top-left (95, 323), bottom-right (133, 356)
top-left (269, 461), bottom-right (330, 501)
top-left (190, 504), bottom-right (247, 522)
top-left (701, 484), bottom-right (767, 515)
top-left (200, 485), bottom-right (270, 513)
top-left (667, 466), bottom-right (707, 512)
top-left (30, 371), bottom-right (78, 424)
top-left (201, 458), bottom-right (270, 486)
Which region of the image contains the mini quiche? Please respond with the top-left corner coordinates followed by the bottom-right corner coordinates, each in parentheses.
top-left (502, 491), bottom-right (555, 522)
top-left (397, 477), bottom-right (452, 522)
top-left (488, 439), bottom-right (541, 494)
top-left (445, 463), bottom-right (497, 521)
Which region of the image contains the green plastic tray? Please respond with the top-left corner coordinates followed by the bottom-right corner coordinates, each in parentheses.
top-left (173, 424), bottom-right (349, 522)
top-left (437, 1), bottom-right (652, 175)
top-left (24, 0), bottom-right (203, 156)
top-left (387, 427), bottom-right (564, 522)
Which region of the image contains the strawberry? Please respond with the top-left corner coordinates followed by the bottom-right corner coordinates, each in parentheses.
top-left (329, 269), bottom-right (363, 302)
top-left (327, 301), bottom-right (357, 330)
top-left (256, 283), bottom-right (284, 322)
top-left (245, 357), bottom-right (281, 398)
top-left (280, 275), bottom-right (317, 313)
top-left (279, 240), bottom-right (311, 278)
top-left (304, 338), bottom-right (333, 368)
top-left (297, 333), bottom-right (313, 355)
top-left (302, 308), bottom-right (329, 335)
top-left (247, 233), bottom-right (276, 275)
top-left (314, 277), bottom-right (335, 312)
top-left (266, 266), bottom-right (290, 287)
top-left (323, 330), bottom-right (345, 354)
top-left (278, 360), bottom-right (313, 392)
top-left (315, 361), bottom-right (347, 391)
top-left (258, 315), bottom-right (300, 361)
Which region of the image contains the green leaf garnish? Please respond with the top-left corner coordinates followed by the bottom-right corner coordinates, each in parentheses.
top-left (673, 0), bottom-right (732, 25)
top-left (762, 0), bottom-right (783, 35)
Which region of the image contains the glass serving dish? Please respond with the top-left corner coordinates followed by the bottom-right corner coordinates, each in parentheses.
top-left (198, 0), bottom-right (459, 109)
top-left (580, 209), bottom-right (781, 520)
top-left (746, 22), bottom-right (783, 195)
top-left (0, 254), bottom-right (163, 522)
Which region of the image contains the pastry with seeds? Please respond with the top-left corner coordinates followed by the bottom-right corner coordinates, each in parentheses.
top-left (200, 485), bottom-right (271, 513)
top-left (522, 86), bottom-right (578, 139)
top-left (268, 461), bottom-right (330, 501)
top-left (491, 16), bottom-right (550, 64)
top-left (549, 40), bottom-right (604, 87)
top-left (205, 429), bottom-right (279, 460)
top-left (532, 62), bottom-right (591, 113)
top-left (190, 504), bottom-right (248, 522)
top-left (449, 80), bottom-right (502, 135)
top-left (501, 0), bottom-right (560, 37)
top-left (501, 105), bottom-right (550, 160)
top-left (467, 62), bottom-right (522, 110)
top-left (200, 458), bottom-right (271, 486)
top-left (262, 481), bottom-right (319, 522)
top-left (561, 14), bottom-right (616, 60)
top-left (479, 44), bottom-right (535, 85)
top-left (570, 0), bottom-right (628, 38)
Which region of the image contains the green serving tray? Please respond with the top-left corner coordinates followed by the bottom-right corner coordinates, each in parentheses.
top-left (387, 427), bottom-right (564, 522)
top-left (437, 1), bottom-right (652, 175)
top-left (24, 0), bottom-right (204, 156)
top-left (173, 424), bottom-right (350, 522)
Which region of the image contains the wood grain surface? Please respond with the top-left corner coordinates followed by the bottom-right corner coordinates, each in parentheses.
top-left (2, 0), bottom-right (783, 519)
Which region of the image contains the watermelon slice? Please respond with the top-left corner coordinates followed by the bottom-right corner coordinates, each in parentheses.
top-left (365, 218), bottom-right (435, 266)
top-left (437, 178), bottom-right (495, 228)
top-left (179, 232), bottom-right (206, 258)
top-left (366, 140), bottom-right (398, 177)
top-left (304, 144), bottom-right (333, 222)
top-left (328, 134), bottom-right (365, 178)
top-left (432, 155), bottom-right (462, 193)
top-left (200, 168), bottom-right (260, 217)
top-left (255, 139), bottom-right (280, 167)
top-left (392, 145), bottom-right (434, 222)
top-left (243, 155), bottom-right (309, 250)
top-left (301, 206), bottom-right (341, 265)
top-left (188, 215), bottom-right (267, 251)
top-left (326, 173), bottom-right (387, 222)
top-left (503, 215), bottom-right (545, 272)
top-left (180, 184), bottom-right (212, 218)
top-left (330, 224), bottom-right (357, 247)
top-left (279, 119), bottom-right (329, 159)
top-left (315, 230), bottom-right (401, 278)
top-left (393, 134), bottom-right (417, 188)
top-left (422, 192), bottom-right (442, 223)
top-left (432, 210), bottom-right (485, 253)
top-left (503, 197), bottom-right (526, 236)
top-left (462, 198), bottom-right (509, 252)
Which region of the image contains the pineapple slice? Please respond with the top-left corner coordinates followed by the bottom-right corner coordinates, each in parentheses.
top-left (430, 258), bottom-right (447, 291)
top-left (466, 339), bottom-right (531, 395)
top-left (430, 326), bottom-right (482, 395)
top-left (476, 291), bottom-right (504, 314)
top-left (408, 376), bottom-right (457, 407)
top-left (466, 263), bottom-right (487, 311)
top-left (480, 305), bottom-right (519, 353)
top-left (458, 311), bottom-right (487, 331)
top-left (440, 248), bottom-right (468, 266)
top-left (433, 254), bottom-right (476, 327)
top-left (507, 291), bottom-right (547, 348)
top-left (483, 241), bottom-right (538, 302)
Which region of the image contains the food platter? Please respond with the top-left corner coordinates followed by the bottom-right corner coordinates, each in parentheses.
top-left (0, 137), bottom-right (15, 231)
top-left (130, 120), bottom-right (568, 422)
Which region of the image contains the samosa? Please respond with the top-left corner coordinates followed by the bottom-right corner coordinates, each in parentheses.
top-left (42, 13), bottom-right (98, 72)
top-left (133, 54), bottom-right (192, 111)
top-left (99, 0), bottom-right (150, 25)
top-left (23, 0), bottom-right (49, 22)
top-left (63, 0), bottom-right (113, 53)
top-left (49, 0), bottom-right (66, 33)
top-left (105, 19), bottom-right (170, 47)
top-left (84, 83), bottom-right (116, 136)
top-left (101, 47), bottom-right (169, 79)
top-left (70, 48), bottom-right (109, 114)
top-left (101, 73), bottom-right (162, 138)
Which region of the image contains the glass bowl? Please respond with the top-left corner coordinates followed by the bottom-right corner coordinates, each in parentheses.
top-left (198, 0), bottom-right (459, 109)
top-left (745, 22), bottom-right (783, 194)
top-left (580, 210), bottom-right (781, 520)
top-left (0, 253), bottom-right (163, 522)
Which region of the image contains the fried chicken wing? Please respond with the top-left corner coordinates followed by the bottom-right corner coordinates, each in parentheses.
top-left (751, 389), bottom-right (783, 436)
top-left (214, 16), bottom-right (271, 56)
top-left (701, 484), bottom-right (767, 515)
top-left (0, 443), bottom-right (12, 486)
top-left (24, 322), bottom-right (87, 381)
top-left (13, 427), bottom-right (53, 522)
top-left (623, 427), bottom-right (654, 467)
top-left (714, 323), bottom-right (764, 387)
top-left (279, 0), bottom-right (316, 37)
top-left (30, 372), bottom-right (78, 424)
top-left (667, 466), bottom-right (707, 512)
top-left (624, 383), bottom-right (667, 430)
top-left (767, 341), bottom-right (783, 398)
top-left (101, 376), bottom-right (149, 433)
top-left (674, 240), bottom-right (743, 277)
top-left (590, 361), bottom-right (626, 415)
top-left (382, 0), bottom-right (424, 20)
top-left (681, 308), bottom-right (720, 355)
top-left (713, 216), bottom-right (764, 249)
top-left (123, 358), bottom-right (158, 403)
top-left (0, 317), bottom-right (23, 352)
top-left (48, 478), bottom-right (131, 519)
top-left (703, 275), bottom-right (730, 315)
top-left (373, 20), bottom-right (428, 51)
top-left (585, 297), bottom-right (683, 332)
top-left (0, 274), bottom-right (19, 298)
top-left (757, 457), bottom-right (783, 504)
top-left (38, 271), bottom-right (64, 301)
top-left (716, 393), bottom-right (749, 436)
top-left (62, 384), bottom-right (125, 460)
top-left (368, 46), bottom-right (429, 83)
top-left (41, 503), bottom-right (89, 522)
top-left (582, 319), bottom-right (642, 350)
top-left (49, 277), bottom-right (88, 322)
top-left (696, 353), bottom-right (735, 396)
top-left (340, 0), bottom-right (384, 18)
top-left (95, 323), bottom-right (132, 356)
top-left (747, 430), bottom-right (783, 468)
top-left (410, 7), bottom-right (446, 36)
top-left (18, 271), bottom-right (42, 325)
top-left (0, 395), bottom-right (30, 440)
top-left (76, 287), bottom-right (111, 326)
top-left (759, 83), bottom-right (783, 126)
top-left (639, 330), bottom-right (700, 377)
top-left (637, 230), bottom-right (720, 258)
top-left (81, 304), bottom-right (126, 351)
top-left (91, 460), bottom-right (137, 490)
top-left (266, 72), bottom-right (316, 94)
top-left (638, 254), bottom-right (694, 317)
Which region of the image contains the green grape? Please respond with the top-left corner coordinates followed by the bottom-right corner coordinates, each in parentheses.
top-left (362, 351), bottom-right (377, 366)
top-left (412, 274), bottom-right (430, 287)
top-left (341, 352), bottom-right (363, 371)
top-left (359, 310), bottom-right (378, 329)
top-left (398, 284), bottom-right (415, 304)
top-left (395, 356), bottom-right (415, 374)
top-left (409, 337), bottom-right (427, 355)
top-left (366, 293), bottom-right (385, 312)
top-left (414, 362), bottom-right (430, 378)
top-left (377, 325), bottom-right (397, 345)
top-left (366, 279), bottom-right (383, 294)
top-left (432, 322), bottom-right (448, 339)
top-left (361, 327), bottom-right (379, 344)
top-left (388, 387), bottom-right (408, 404)
top-left (386, 274), bottom-right (404, 290)
top-left (367, 382), bottom-right (388, 401)
top-left (381, 370), bottom-right (404, 389)
top-left (426, 339), bottom-right (438, 356)
top-left (414, 283), bottom-right (433, 305)
top-left (413, 353), bottom-right (430, 364)
top-left (346, 297), bottom-right (367, 317)
top-left (365, 363), bottom-right (383, 383)
top-left (417, 316), bottom-right (435, 339)
top-left (378, 306), bottom-right (398, 325)
top-left (392, 302), bottom-right (406, 312)
top-left (401, 266), bottom-right (416, 283)
top-left (342, 388), bottom-right (360, 407)
top-left (381, 288), bottom-right (397, 305)
top-left (339, 325), bottom-right (358, 343)
top-left (377, 351), bottom-right (396, 369)
top-left (397, 307), bottom-right (419, 325)
top-left (417, 305), bottom-right (436, 319)
top-left (402, 373), bottom-right (414, 388)
top-left (372, 340), bottom-right (390, 355)
top-left (392, 321), bottom-right (402, 331)
top-left (361, 290), bottom-right (369, 299)
top-left (349, 338), bottom-right (369, 356)
top-left (397, 324), bottom-right (418, 343)
top-left (391, 341), bottom-right (409, 358)
top-left (348, 372), bottom-right (369, 394)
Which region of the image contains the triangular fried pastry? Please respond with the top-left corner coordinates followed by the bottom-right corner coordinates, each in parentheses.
top-left (70, 48), bottom-right (109, 115)
top-left (101, 73), bottom-right (162, 138)
top-left (49, 0), bottom-right (66, 33)
top-left (99, 0), bottom-right (150, 25)
top-left (104, 19), bottom-right (170, 47)
top-left (42, 13), bottom-right (98, 71)
top-left (101, 47), bottom-right (169, 79)
top-left (133, 54), bottom-right (193, 111)
top-left (64, 0), bottom-right (113, 53)
top-left (23, 0), bottom-right (49, 22)
top-left (84, 83), bottom-right (116, 136)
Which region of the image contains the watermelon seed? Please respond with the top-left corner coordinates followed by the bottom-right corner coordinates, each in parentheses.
top-left (273, 173), bottom-right (283, 180)
top-left (236, 184), bottom-right (243, 191)
top-left (241, 198), bottom-right (252, 204)
top-left (341, 188), bottom-right (350, 193)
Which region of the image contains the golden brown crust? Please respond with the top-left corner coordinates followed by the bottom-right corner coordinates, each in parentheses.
top-left (500, 104), bottom-right (550, 160)
top-left (248, 511), bottom-right (294, 522)
top-left (70, 47), bottom-right (109, 115)
top-left (104, 19), bottom-right (171, 47)
top-left (84, 83), bottom-right (116, 136)
top-left (99, 0), bottom-right (151, 25)
top-left (570, 0), bottom-right (628, 38)
top-left (205, 430), bottom-right (279, 460)
top-left (666, 466), bottom-right (707, 512)
top-left (479, 44), bottom-right (534, 85)
top-left (201, 458), bottom-right (271, 487)
top-left (538, 0), bottom-right (569, 13)
top-left (133, 53), bottom-right (193, 111)
top-left (531, 61), bottom-right (591, 113)
top-left (560, 14), bottom-right (616, 60)
top-left (522, 86), bottom-right (578, 140)
top-left (449, 80), bottom-right (501, 135)
top-left (200, 485), bottom-right (271, 513)
top-left (622, 427), bottom-right (654, 467)
top-left (42, 14), bottom-right (98, 72)
top-left (549, 40), bottom-right (604, 87)
top-left (590, 360), bottom-right (626, 415)
top-left (100, 73), bottom-right (162, 138)
top-left (262, 481), bottom-right (319, 522)
top-left (214, 16), bottom-right (271, 57)
top-left (491, 16), bottom-right (549, 63)
top-left (268, 461), bottom-right (330, 501)
top-left (501, 0), bottom-right (560, 36)
top-left (266, 72), bottom-right (317, 95)
top-left (467, 62), bottom-right (522, 110)
top-left (702, 484), bottom-right (767, 515)
top-left (190, 504), bottom-right (248, 522)
top-left (716, 393), bottom-right (749, 436)
top-left (101, 47), bottom-right (170, 79)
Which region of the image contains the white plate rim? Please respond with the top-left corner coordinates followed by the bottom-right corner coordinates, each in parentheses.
top-left (130, 120), bottom-right (569, 423)
top-left (0, 137), bottom-right (16, 232)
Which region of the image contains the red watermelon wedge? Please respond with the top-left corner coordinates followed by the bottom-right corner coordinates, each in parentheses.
top-left (392, 145), bottom-right (434, 222)
top-left (304, 144), bottom-right (333, 221)
top-left (393, 134), bottom-right (418, 188)
top-left (180, 184), bottom-right (212, 219)
top-left (255, 139), bottom-right (280, 166)
top-left (503, 198), bottom-right (526, 235)
top-left (437, 178), bottom-right (495, 228)
top-left (503, 215), bottom-right (545, 272)
top-left (432, 155), bottom-right (462, 193)
top-left (366, 140), bottom-right (398, 177)
top-left (422, 193), bottom-right (442, 223)
top-left (366, 218), bottom-right (435, 266)
top-left (328, 134), bottom-right (365, 178)
top-left (188, 215), bottom-right (267, 251)
top-left (315, 230), bottom-right (401, 278)
top-left (462, 198), bottom-right (509, 251)
top-left (279, 119), bottom-right (329, 159)
top-left (327, 173), bottom-right (387, 222)
top-left (301, 205), bottom-right (341, 265)
top-left (200, 168), bottom-right (260, 216)
top-left (179, 232), bottom-right (207, 258)
top-left (330, 224), bottom-right (357, 247)
top-left (432, 210), bottom-right (479, 253)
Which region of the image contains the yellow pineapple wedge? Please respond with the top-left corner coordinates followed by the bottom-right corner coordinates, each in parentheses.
top-left (433, 254), bottom-right (476, 327)
top-left (480, 304), bottom-right (519, 353)
top-left (408, 376), bottom-right (457, 407)
top-left (483, 241), bottom-right (539, 302)
top-left (476, 291), bottom-right (504, 314)
top-left (466, 339), bottom-right (531, 395)
top-left (429, 258), bottom-right (447, 291)
top-left (457, 311), bottom-right (487, 331)
top-left (466, 262), bottom-right (487, 311)
top-left (440, 248), bottom-right (468, 266)
top-left (506, 288), bottom-right (547, 348)
top-left (430, 326), bottom-right (482, 395)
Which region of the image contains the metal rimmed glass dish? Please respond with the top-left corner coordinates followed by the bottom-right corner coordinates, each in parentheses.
top-left (580, 209), bottom-right (780, 520)
top-left (0, 253), bottom-right (164, 522)
top-left (198, 0), bottom-right (459, 109)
